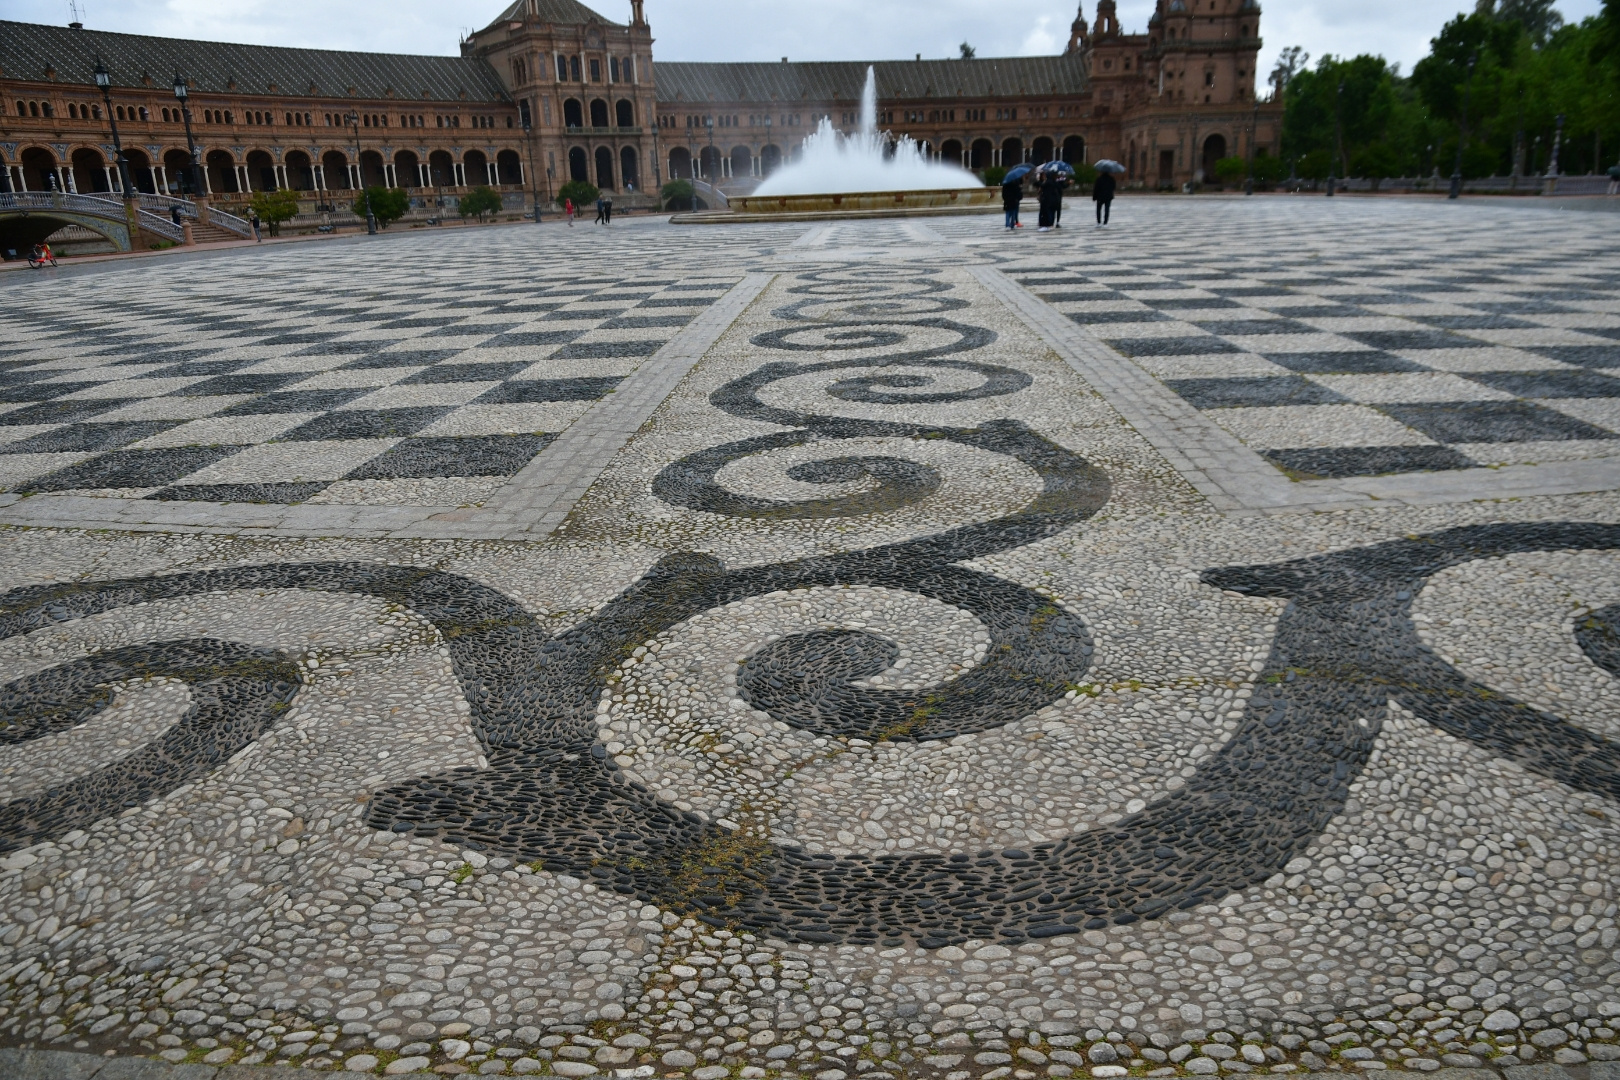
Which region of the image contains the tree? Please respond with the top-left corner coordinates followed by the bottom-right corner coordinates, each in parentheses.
top-left (557, 179), bottom-right (599, 209)
top-left (660, 178), bottom-right (695, 210)
top-left (959, 42), bottom-right (977, 60)
top-left (1496, 0), bottom-right (1564, 45)
top-left (248, 189), bottom-right (299, 236)
top-left (981, 165), bottom-right (1007, 185)
top-left (352, 186), bottom-right (408, 228)
top-left (1271, 46), bottom-right (1310, 98)
top-left (458, 185), bottom-right (502, 222)
top-left (1251, 154), bottom-right (1288, 187)
top-left (1213, 155), bottom-right (1249, 185)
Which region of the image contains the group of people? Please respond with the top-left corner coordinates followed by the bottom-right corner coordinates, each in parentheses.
top-left (562, 196), bottom-right (614, 225)
top-left (1001, 165), bottom-right (1117, 232)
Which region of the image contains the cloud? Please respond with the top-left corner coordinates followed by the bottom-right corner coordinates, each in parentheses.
top-left (1020, 16), bottom-right (1061, 55)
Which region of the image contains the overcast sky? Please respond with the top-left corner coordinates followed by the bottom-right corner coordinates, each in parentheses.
top-left (12, 0), bottom-right (1606, 87)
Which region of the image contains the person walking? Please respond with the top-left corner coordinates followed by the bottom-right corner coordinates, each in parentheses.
top-left (250, 211), bottom-right (262, 242)
top-left (593, 196), bottom-right (606, 225)
top-left (1001, 175), bottom-right (1023, 230)
top-left (1093, 169), bottom-right (1117, 226)
top-left (565, 198), bottom-right (575, 225)
top-left (1036, 170), bottom-right (1066, 231)
top-left (603, 195), bottom-right (613, 225)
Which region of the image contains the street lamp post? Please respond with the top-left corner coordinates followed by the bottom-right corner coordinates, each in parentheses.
top-left (1244, 98), bottom-right (1258, 196)
top-left (705, 115), bottom-right (715, 187)
top-left (93, 57), bottom-right (136, 203)
top-left (347, 111), bottom-right (377, 234)
top-left (1326, 79), bottom-right (1342, 196)
top-left (520, 103), bottom-right (542, 223)
top-left (171, 72), bottom-right (203, 202)
top-left (1448, 53), bottom-right (1477, 200)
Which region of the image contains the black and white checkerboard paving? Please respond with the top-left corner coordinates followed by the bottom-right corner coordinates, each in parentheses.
top-left (998, 218), bottom-right (1620, 482)
top-left (0, 273), bottom-right (740, 505)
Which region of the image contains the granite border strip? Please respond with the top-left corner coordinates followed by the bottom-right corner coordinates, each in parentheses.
top-left (0, 273), bottom-right (774, 543)
top-left (0, 1047), bottom-right (1612, 1080)
top-left (973, 266), bottom-right (1620, 515)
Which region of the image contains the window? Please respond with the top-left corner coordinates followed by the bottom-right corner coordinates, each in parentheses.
top-left (136, 106), bottom-right (145, 120)
top-left (44, 102), bottom-right (55, 118)
top-left (557, 54), bottom-right (568, 81)
top-left (1205, 70), bottom-right (1215, 87)
top-left (589, 58), bottom-right (601, 82)
top-left (570, 56), bottom-right (581, 81)
top-left (610, 57), bottom-right (620, 82)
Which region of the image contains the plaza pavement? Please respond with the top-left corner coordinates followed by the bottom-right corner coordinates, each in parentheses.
top-left (0, 197), bottom-right (1618, 1079)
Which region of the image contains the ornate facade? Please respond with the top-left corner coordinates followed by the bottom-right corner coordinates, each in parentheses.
top-left (0, 0), bottom-right (1277, 216)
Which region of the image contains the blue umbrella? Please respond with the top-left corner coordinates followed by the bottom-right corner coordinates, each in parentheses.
top-left (1002, 164), bottom-right (1035, 183)
top-left (1039, 160), bottom-right (1076, 177)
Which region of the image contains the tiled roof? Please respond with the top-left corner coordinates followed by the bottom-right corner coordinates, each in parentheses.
top-left (486, 0), bottom-right (624, 27)
top-left (0, 20), bottom-right (509, 103)
top-left (654, 56), bottom-right (1090, 104)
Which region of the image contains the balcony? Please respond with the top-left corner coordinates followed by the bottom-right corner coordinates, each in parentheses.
top-left (563, 126), bottom-right (643, 136)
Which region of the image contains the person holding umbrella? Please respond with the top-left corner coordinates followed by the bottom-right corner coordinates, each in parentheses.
top-left (1001, 163), bottom-right (1033, 230)
top-left (1035, 163), bottom-right (1069, 232)
top-left (1092, 159), bottom-right (1126, 226)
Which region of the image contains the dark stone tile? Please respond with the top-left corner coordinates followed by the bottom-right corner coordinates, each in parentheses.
top-left (19, 445), bottom-right (240, 491)
top-left (344, 433), bottom-right (555, 479)
top-left (372, 315), bottom-right (466, 329)
top-left (401, 362), bottom-right (533, 384)
top-left (638, 296), bottom-right (717, 308)
top-left (1461, 300), bottom-right (1576, 314)
top-left (1411, 314), bottom-right (1539, 330)
top-left (276, 407), bottom-right (451, 441)
top-left (1194, 319), bottom-right (1317, 336)
top-left (1105, 336), bottom-right (1243, 357)
top-left (338, 349), bottom-right (461, 369)
top-left (482, 329), bottom-right (586, 348)
top-left (1464, 369), bottom-right (1620, 399)
top-left (1135, 296), bottom-right (1244, 310)
top-left (1065, 310), bottom-right (1166, 325)
top-left (1264, 351), bottom-right (1428, 374)
top-left (168, 372), bottom-right (308, 396)
top-left (290, 338), bottom-right (396, 356)
top-left (137, 357), bottom-right (257, 378)
top-left (1262, 445), bottom-right (1477, 479)
top-left (1342, 329), bottom-right (1479, 351)
top-left (1266, 304), bottom-right (1366, 318)
top-left (1529, 345), bottom-right (1620, 369)
top-left (0, 398), bottom-right (136, 426)
top-left (218, 387), bottom-right (372, 416)
top-left (476, 376), bottom-right (624, 404)
top-left (421, 321), bottom-right (522, 338)
top-left (0, 380), bottom-right (105, 403)
top-left (256, 331), bottom-right (348, 345)
top-left (147, 481), bottom-right (332, 503)
top-left (1165, 375), bottom-right (1349, 409)
top-left (1378, 400), bottom-right (1618, 443)
top-left (601, 314), bottom-right (695, 329)
top-left (552, 340), bottom-right (665, 360)
top-left (1, 420), bottom-right (180, 454)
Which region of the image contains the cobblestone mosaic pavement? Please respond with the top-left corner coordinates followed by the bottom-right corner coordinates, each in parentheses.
top-left (1, 199), bottom-right (1619, 1078)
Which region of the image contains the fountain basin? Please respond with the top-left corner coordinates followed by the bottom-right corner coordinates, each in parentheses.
top-left (729, 187), bottom-right (993, 214)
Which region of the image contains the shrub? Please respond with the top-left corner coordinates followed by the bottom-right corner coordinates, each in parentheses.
top-left (458, 185), bottom-right (503, 221)
top-left (352, 186), bottom-right (408, 228)
top-left (1214, 155), bottom-right (1249, 186)
top-left (982, 165), bottom-right (1008, 186)
top-left (660, 178), bottom-right (695, 211)
top-left (557, 179), bottom-right (599, 210)
top-left (248, 189), bottom-right (300, 235)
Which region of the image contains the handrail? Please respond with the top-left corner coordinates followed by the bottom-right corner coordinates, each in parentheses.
top-left (135, 208), bottom-right (184, 242)
top-left (206, 206), bottom-right (254, 237)
top-left (0, 191), bottom-right (137, 215)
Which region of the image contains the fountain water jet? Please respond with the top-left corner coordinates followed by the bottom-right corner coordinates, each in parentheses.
top-left (722, 67), bottom-right (992, 218)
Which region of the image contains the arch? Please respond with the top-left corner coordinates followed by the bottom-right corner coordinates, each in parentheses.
top-left (615, 99), bottom-right (634, 128)
top-left (568, 146), bottom-right (588, 183)
top-left (563, 98), bottom-right (584, 129)
top-left (394, 149), bottom-right (420, 189)
top-left (619, 146), bottom-right (639, 190)
top-left (1031, 136), bottom-right (1054, 165)
top-left (462, 149), bottom-right (489, 187)
top-left (969, 138), bottom-right (993, 170)
top-left (594, 145), bottom-right (614, 189)
top-left (191, 149), bottom-right (224, 195)
top-left (730, 145), bottom-right (751, 179)
top-left (123, 147), bottom-right (156, 194)
top-left (760, 144), bottom-right (782, 176)
top-left (427, 149), bottom-right (455, 189)
top-left (698, 145), bottom-right (721, 180)
top-left (496, 149), bottom-right (523, 185)
top-left (245, 149), bottom-right (276, 191)
top-left (323, 150), bottom-right (351, 190)
top-left (71, 146), bottom-right (109, 193)
top-left (668, 146), bottom-right (692, 180)
top-left (589, 99), bottom-right (610, 128)
top-left (940, 138), bottom-right (963, 166)
top-left (1001, 138), bottom-right (1023, 167)
top-left (20, 146), bottom-right (58, 192)
top-left (285, 149), bottom-right (314, 190)
top-left (1201, 133), bottom-right (1227, 181)
top-left (1062, 135), bottom-right (1086, 165)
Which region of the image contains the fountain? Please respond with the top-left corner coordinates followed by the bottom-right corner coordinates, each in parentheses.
top-left (718, 67), bottom-right (993, 219)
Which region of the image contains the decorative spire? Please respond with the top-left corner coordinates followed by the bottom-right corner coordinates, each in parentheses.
top-left (1096, 0), bottom-right (1120, 38)
top-left (1066, 2), bottom-right (1090, 53)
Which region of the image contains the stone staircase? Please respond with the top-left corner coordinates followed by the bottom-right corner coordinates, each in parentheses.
top-left (191, 219), bottom-right (247, 243)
